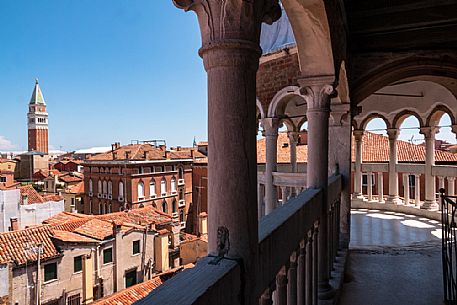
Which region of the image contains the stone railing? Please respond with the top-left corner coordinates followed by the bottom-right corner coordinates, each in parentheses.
top-left (135, 175), bottom-right (342, 305)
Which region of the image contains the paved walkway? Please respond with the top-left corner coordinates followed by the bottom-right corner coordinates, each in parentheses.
top-left (338, 208), bottom-right (444, 305)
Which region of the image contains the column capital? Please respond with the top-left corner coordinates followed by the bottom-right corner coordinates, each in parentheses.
top-left (448, 177), bottom-right (456, 182)
top-left (287, 131), bottom-right (300, 144)
top-left (329, 103), bottom-right (351, 126)
top-left (419, 126), bottom-right (439, 139)
top-left (353, 129), bottom-right (364, 141)
top-left (261, 118), bottom-right (280, 136)
top-left (386, 128), bottom-right (399, 140)
top-left (298, 76), bottom-right (334, 111)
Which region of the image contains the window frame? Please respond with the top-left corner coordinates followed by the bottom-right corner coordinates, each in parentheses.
top-left (132, 240), bottom-right (140, 255)
top-left (103, 248), bottom-right (113, 264)
top-left (73, 256), bottom-right (83, 273)
top-left (44, 262), bottom-right (58, 283)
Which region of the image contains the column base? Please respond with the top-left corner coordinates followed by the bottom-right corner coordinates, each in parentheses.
top-left (318, 282), bottom-right (335, 300)
top-left (421, 200), bottom-right (438, 210)
top-left (385, 196), bottom-right (402, 205)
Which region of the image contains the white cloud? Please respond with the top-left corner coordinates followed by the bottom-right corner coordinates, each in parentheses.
top-left (0, 136), bottom-right (16, 150)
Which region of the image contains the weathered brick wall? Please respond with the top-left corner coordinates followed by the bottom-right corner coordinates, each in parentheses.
top-left (256, 50), bottom-right (301, 110)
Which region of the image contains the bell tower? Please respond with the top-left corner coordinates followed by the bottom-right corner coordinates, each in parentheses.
top-left (27, 79), bottom-right (48, 153)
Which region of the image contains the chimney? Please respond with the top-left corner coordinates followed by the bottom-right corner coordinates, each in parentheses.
top-left (165, 151), bottom-right (169, 159)
top-left (10, 217), bottom-right (19, 231)
top-left (176, 146), bottom-right (181, 151)
top-left (143, 151), bottom-right (148, 160)
top-left (154, 229), bottom-right (170, 272)
top-left (22, 194), bottom-right (28, 205)
top-left (159, 145), bottom-right (166, 151)
top-left (190, 150), bottom-right (194, 158)
top-left (198, 212), bottom-right (208, 236)
top-left (125, 151), bottom-right (131, 159)
top-left (112, 151), bottom-right (117, 160)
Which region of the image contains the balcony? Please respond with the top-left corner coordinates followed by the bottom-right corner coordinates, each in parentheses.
top-left (178, 179), bottom-right (185, 185)
top-left (136, 175), bottom-right (343, 305)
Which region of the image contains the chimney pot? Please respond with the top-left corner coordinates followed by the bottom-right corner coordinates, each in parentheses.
top-left (10, 217), bottom-right (19, 231)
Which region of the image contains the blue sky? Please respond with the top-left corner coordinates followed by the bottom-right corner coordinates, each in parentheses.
top-left (0, 1), bottom-right (206, 152)
top-left (0, 1), bottom-right (455, 152)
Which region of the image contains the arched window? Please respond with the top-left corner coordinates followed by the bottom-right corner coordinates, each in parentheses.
top-left (171, 177), bottom-right (176, 193)
top-left (89, 179), bottom-right (93, 193)
top-left (98, 180), bottom-right (102, 194)
top-left (160, 178), bottom-right (167, 195)
top-left (178, 167), bottom-right (184, 180)
top-left (107, 204), bottom-right (112, 213)
top-left (172, 199), bottom-right (177, 213)
top-left (103, 181), bottom-right (107, 194)
top-left (149, 180), bottom-right (156, 196)
top-left (99, 203), bottom-right (102, 214)
top-left (180, 209), bottom-right (184, 222)
top-left (162, 201), bottom-right (168, 213)
top-left (119, 181), bottom-right (124, 198)
top-left (108, 181), bottom-right (112, 195)
top-left (138, 181), bottom-right (145, 199)
top-left (103, 203), bottom-right (106, 214)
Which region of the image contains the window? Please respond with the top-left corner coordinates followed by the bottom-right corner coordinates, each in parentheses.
top-left (89, 179), bottom-right (93, 193)
top-left (180, 209), bottom-right (184, 222)
top-left (160, 179), bottom-right (166, 195)
top-left (67, 294), bottom-right (81, 305)
top-left (362, 173), bottom-right (375, 187)
top-left (99, 203), bottom-right (103, 214)
top-left (108, 181), bottom-right (112, 195)
top-left (125, 269), bottom-right (137, 288)
top-left (103, 248), bottom-right (113, 264)
top-left (71, 198), bottom-right (75, 207)
top-left (0, 177), bottom-right (6, 183)
top-left (162, 201), bottom-right (168, 213)
top-left (74, 256), bottom-right (82, 273)
top-left (119, 181), bottom-right (124, 198)
top-left (179, 167), bottom-right (184, 179)
top-left (98, 180), bottom-right (102, 194)
top-left (132, 240), bottom-right (140, 255)
top-left (171, 177), bottom-right (176, 193)
top-left (138, 181), bottom-right (145, 199)
top-left (103, 180), bottom-right (107, 194)
top-left (44, 262), bottom-right (57, 282)
top-left (107, 204), bottom-right (112, 213)
top-left (172, 199), bottom-right (177, 213)
top-left (149, 181), bottom-right (156, 196)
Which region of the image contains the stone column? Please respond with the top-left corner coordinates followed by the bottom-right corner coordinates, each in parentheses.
top-left (297, 241), bottom-right (306, 305)
top-left (173, 2), bottom-right (281, 304)
top-left (306, 231), bottom-right (314, 305)
top-left (386, 128), bottom-right (401, 204)
top-left (287, 253), bottom-right (297, 305)
top-left (258, 184), bottom-right (265, 219)
top-left (403, 173), bottom-right (410, 205)
top-left (448, 177), bottom-right (455, 196)
top-left (415, 174), bottom-right (421, 207)
top-left (288, 131), bottom-right (300, 197)
top-left (353, 130), bottom-right (364, 200)
top-left (263, 118), bottom-right (280, 215)
top-left (281, 187), bottom-right (288, 205)
top-left (329, 103), bottom-right (351, 245)
top-left (300, 76), bottom-right (334, 300)
top-left (377, 172), bottom-right (384, 203)
top-left (367, 172), bottom-right (373, 201)
top-left (420, 127), bottom-right (438, 209)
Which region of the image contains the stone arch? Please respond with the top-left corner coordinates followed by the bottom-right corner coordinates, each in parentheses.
top-left (426, 104), bottom-right (457, 127)
top-left (280, 117), bottom-right (298, 132)
top-left (267, 86), bottom-right (301, 117)
top-left (392, 110), bottom-right (424, 129)
top-left (297, 116), bottom-right (308, 130)
top-left (256, 98), bottom-right (266, 120)
top-left (352, 56), bottom-right (457, 104)
top-left (281, 0), bottom-right (335, 78)
top-left (360, 113), bottom-right (391, 131)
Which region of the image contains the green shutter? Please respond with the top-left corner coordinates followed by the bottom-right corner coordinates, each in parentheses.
top-left (74, 256), bottom-right (82, 273)
top-left (133, 240), bottom-right (140, 255)
top-left (103, 248), bottom-right (113, 264)
top-left (44, 263), bottom-right (57, 282)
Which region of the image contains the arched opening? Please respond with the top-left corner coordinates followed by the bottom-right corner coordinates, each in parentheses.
top-left (162, 201), bottom-right (168, 214)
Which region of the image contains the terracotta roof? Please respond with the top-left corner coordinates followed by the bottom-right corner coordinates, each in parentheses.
top-left (257, 131), bottom-right (457, 164)
top-left (96, 206), bottom-right (172, 226)
top-left (73, 219), bottom-right (115, 240)
top-left (42, 194), bottom-right (64, 202)
top-left (43, 212), bottom-right (91, 226)
top-left (52, 230), bottom-right (98, 243)
top-left (49, 218), bottom-right (92, 232)
top-left (0, 226), bottom-right (59, 265)
top-left (58, 174), bottom-right (83, 183)
top-left (167, 150), bottom-right (206, 160)
top-left (20, 185), bottom-right (45, 204)
top-left (88, 144), bottom-right (165, 161)
top-left (65, 181), bottom-right (84, 194)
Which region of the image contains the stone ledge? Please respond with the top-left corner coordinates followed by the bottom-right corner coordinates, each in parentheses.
top-left (351, 200), bottom-right (441, 221)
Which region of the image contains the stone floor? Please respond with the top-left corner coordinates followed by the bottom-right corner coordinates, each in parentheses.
top-left (338, 209), bottom-right (444, 305)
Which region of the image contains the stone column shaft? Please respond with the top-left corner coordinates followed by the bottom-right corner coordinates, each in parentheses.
top-left (420, 127), bottom-right (438, 209)
top-left (287, 253), bottom-right (297, 305)
top-left (377, 172), bottom-right (384, 203)
top-left (263, 118), bottom-right (279, 215)
top-left (403, 174), bottom-right (410, 205)
top-left (448, 177), bottom-right (456, 196)
top-left (386, 129), bottom-right (400, 204)
top-left (415, 174), bottom-right (421, 207)
top-left (258, 184), bottom-right (265, 219)
top-left (353, 130), bottom-right (364, 199)
top-left (367, 172), bottom-right (373, 201)
top-left (288, 131), bottom-right (300, 198)
top-left (276, 269), bottom-right (288, 305)
top-left (297, 241), bottom-right (306, 305)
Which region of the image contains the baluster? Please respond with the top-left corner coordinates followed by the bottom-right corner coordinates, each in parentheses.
top-left (305, 231), bottom-right (313, 305)
top-left (287, 252), bottom-right (297, 305)
top-left (276, 267), bottom-right (288, 305)
top-left (260, 286), bottom-right (274, 305)
top-left (297, 240), bottom-right (306, 305)
top-left (313, 224), bottom-right (319, 305)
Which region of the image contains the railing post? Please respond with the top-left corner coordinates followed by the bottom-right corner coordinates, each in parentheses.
top-left (276, 267), bottom-right (288, 305)
top-left (260, 286), bottom-right (274, 305)
top-left (312, 225), bottom-right (319, 305)
top-left (287, 252), bottom-right (298, 305)
top-left (305, 232), bottom-right (313, 305)
top-left (297, 240), bottom-right (306, 305)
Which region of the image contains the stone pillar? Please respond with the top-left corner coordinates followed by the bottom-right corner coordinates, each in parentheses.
top-left (263, 118), bottom-right (280, 214)
top-left (281, 187), bottom-right (288, 205)
top-left (329, 103), bottom-right (351, 245)
top-left (300, 76), bottom-right (334, 300)
top-left (297, 241), bottom-right (306, 305)
top-left (367, 172), bottom-right (373, 201)
top-left (306, 231), bottom-right (314, 305)
top-left (403, 173), bottom-right (410, 205)
top-left (420, 127), bottom-right (438, 209)
top-left (287, 253), bottom-right (297, 305)
top-left (288, 131), bottom-right (300, 198)
top-left (415, 174), bottom-right (421, 207)
top-left (377, 172), bottom-right (384, 203)
top-left (386, 128), bottom-right (401, 204)
top-left (276, 268), bottom-right (288, 305)
top-left (353, 130), bottom-right (364, 200)
top-left (258, 184), bottom-right (265, 219)
top-left (448, 177), bottom-right (456, 196)
top-left (172, 2), bottom-right (282, 304)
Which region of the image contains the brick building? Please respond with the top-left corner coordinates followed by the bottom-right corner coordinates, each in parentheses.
top-left (82, 143), bottom-right (204, 231)
top-left (27, 79), bottom-right (49, 154)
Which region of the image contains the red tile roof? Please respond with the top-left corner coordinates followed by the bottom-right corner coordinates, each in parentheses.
top-left (52, 230), bottom-right (98, 243)
top-left (257, 131), bottom-right (457, 164)
top-left (20, 185), bottom-right (45, 204)
top-left (96, 206), bottom-right (172, 226)
top-left (65, 181), bottom-right (84, 194)
top-left (73, 219), bottom-right (115, 240)
top-left (88, 144), bottom-right (165, 161)
top-left (0, 226), bottom-right (60, 265)
top-left (42, 194), bottom-right (64, 202)
top-left (43, 212), bottom-right (91, 226)
top-left (49, 218), bottom-right (92, 232)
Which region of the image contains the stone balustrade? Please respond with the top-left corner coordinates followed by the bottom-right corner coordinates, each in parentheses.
top-left (136, 176), bottom-right (342, 305)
